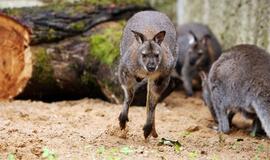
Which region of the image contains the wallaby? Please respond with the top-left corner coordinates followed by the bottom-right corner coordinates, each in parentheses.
top-left (200, 71), bottom-right (265, 136)
top-left (175, 23), bottom-right (222, 96)
top-left (199, 44), bottom-right (270, 137)
top-left (118, 11), bottom-right (177, 139)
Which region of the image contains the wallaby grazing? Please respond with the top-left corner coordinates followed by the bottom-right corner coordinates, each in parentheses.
top-left (175, 22), bottom-right (222, 96)
top-left (118, 11), bottom-right (177, 139)
top-left (199, 44), bottom-right (270, 137)
top-left (200, 71), bottom-right (265, 136)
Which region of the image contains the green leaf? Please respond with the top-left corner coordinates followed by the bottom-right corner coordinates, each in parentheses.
top-left (188, 151), bottom-right (198, 160)
top-left (174, 142), bottom-right (181, 153)
top-left (42, 148), bottom-right (50, 157)
top-left (158, 138), bottom-right (182, 153)
top-left (97, 146), bottom-right (106, 154)
top-left (109, 147), bottom-right (119, 155)
top-left (42, 147), bottom-right (57, 160)
top-left (120, 146), bottom-right (133, 155)
top-left (7, 153), bottom-right (15, 160)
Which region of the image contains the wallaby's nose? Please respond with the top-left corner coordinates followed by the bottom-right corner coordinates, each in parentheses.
top-left (147, 64), bottom-right (156, 72)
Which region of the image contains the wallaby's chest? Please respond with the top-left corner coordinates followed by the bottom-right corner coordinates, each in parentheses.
top-left (137, 70), bottom-right (161, 79)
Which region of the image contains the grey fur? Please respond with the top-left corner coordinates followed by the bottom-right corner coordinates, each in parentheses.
top-left (201, 44), bottom-right (270, 137)
top-left (176, 23), bottom-right (222, 96)
top-left (200, 71), bottom-right (264, 135)
top-left (118, 11), bottom-right (177, 139)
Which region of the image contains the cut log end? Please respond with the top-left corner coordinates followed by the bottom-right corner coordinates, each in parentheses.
top-left (0, 13), bottom-right (32, 100)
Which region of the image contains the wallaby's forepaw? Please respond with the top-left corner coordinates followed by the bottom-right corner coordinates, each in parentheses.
top-left (151, 129), bottom-right (158, 138)
top-left (118, 112), bottom-right (129, 130)
top-left (143, 123), bottom-right (152, 139)
top-left (185, 90), bottom-right (193, 97)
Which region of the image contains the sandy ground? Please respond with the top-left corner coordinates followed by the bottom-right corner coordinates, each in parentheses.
top-left (0, 91), bottom-right (269, 160)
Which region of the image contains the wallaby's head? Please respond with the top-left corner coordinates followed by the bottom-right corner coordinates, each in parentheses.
top-left (131, 30), bottom-right (166, 72)
top-left (187, 31), bottom-right (211, 67)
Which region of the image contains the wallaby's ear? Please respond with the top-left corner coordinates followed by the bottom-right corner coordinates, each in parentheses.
top-left (131, 30), bottom-right (146, 44)
top-left (153, 30), bottom-right (166, 45)
top-left (201, 34), bottom-right (211, 46)
top-left (199, 71), bottom-right (207, 81)
top-left (188, 31), bottom-right (198, 46)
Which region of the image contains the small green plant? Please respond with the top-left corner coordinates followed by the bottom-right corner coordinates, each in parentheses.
top-left (256, 144), bottom-right (265, 152)
top-left (252, 144), bottom-right (266, 160)
top-left (95, 146), bottom-right (134, 160)
top-left (158, 138), bottom-right (182, 153)
top-left (211, 154), bottom-right (220, 160)
top-left (120, 146), bottom-right (133, 155)
top-left (179, 131), bottom-right (191, 138)
top-left (97, 146), bottom-right (106, 154)
top-left (42, 147), bottom-right (57, 160)
top-left (7, 153), bottom-right (15, 160)
top-left (188, 151), bottom-right (198, 160)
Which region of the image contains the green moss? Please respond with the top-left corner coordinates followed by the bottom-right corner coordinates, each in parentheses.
top-left (48, 29), bottom-right (57, 40)
top-left (89, 22), bottom-right (124, 66)
top-left (33, 48), bottom-right (55, 85)
top-left (80, 71), bottom-right (96, 85)
top-left (47, 0), bottom-right (145, 7)
top-left (81, 0), bottom-right (145, 6)
top-left (69, 21), bottom-right (86, 30)
top-left (4, 8), bottom-right (22, 17)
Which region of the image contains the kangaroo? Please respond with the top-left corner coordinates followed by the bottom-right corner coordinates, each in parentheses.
top-left (175, 23), bottom-right (222, 96)
top-left (200, 71), bottom-right (265, 136)
top-left (118, 11), bottom-right (177, 139)
top-left (200, 44), bottom-right (270, 137)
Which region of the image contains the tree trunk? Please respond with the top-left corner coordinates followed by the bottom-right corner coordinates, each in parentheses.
top-left (1, 2), bottom-right (179, 105)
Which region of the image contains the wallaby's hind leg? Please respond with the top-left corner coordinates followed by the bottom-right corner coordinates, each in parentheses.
top-left (250, 117), bottom-right (266, 136)
top-left (212, 98), bottom-right (230, 133)
top-left (228, 111), bottom-right (235, 128)
top-left (119, 85), bottom-right (134, 129)
top-left (143, 77), bottom-right (170, 139)
top-left (253, 100), bottom-right (270, 137)
top-left (181, 64), bottom-right (194, 96)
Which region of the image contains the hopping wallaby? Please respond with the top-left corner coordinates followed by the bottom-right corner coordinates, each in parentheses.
top-left (200, 44), bottom-right (270, 137)
top-left (175, 23), bottom-right (222, 96)
top-left (118, 11), bottom-right (177, 139)
top-left (200, 71), bottom-right (265, 136)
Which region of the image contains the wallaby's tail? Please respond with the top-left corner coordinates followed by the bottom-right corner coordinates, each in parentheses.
top-left (252, 99), bottom-right (270, 138)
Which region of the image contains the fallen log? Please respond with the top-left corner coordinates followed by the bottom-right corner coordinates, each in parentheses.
top-left (1, 2), bottom-right (179, 105)
top-left (0, 13), bottom-right (32, 100)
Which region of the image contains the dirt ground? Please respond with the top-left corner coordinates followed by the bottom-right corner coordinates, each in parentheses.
top-left (0, 91), bottom-right (269, 160)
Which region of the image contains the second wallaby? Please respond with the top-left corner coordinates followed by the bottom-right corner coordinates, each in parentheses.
top-left (175, 23), bottom-right (222, 96)
top-left (200, 44), bottom-right (270, 137)
top-left (200, 72), bottom-right (265, 136)
top-left (118, 11), bottom-right (177, 139)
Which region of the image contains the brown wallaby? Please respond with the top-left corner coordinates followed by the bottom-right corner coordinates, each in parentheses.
top-left (200, 44), bottom-right (270, 137)
top-left (118, 11), bottom-right (177, 139)
top-left (175, 23), bottom-right (222, 96)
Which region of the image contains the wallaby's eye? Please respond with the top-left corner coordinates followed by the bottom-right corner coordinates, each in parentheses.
top-left (154, 54), bottom-right (159, 58)
top-left (142, 54), bottom-right (147, 58)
